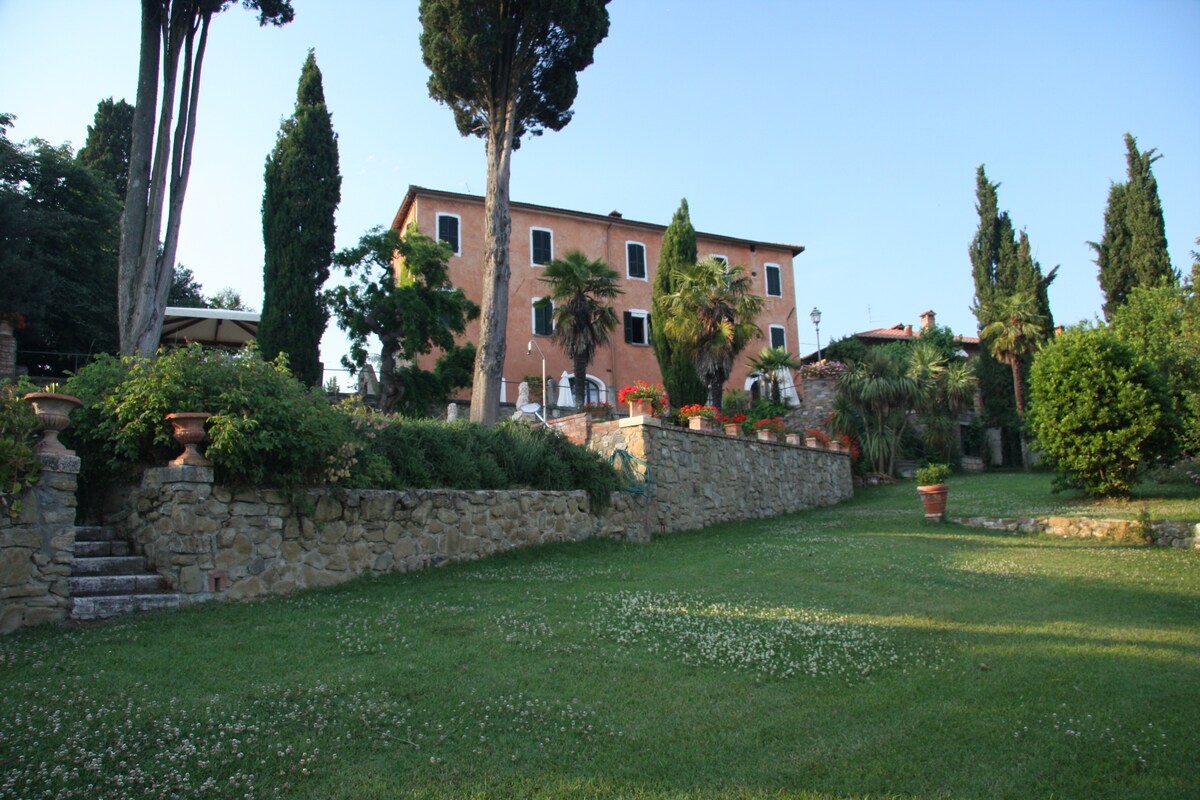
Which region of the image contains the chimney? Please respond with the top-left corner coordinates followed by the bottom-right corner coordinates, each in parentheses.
top-left (920, 310), bottom-right (936, 331)
top-left (904, 324), bottom-right (913, 335)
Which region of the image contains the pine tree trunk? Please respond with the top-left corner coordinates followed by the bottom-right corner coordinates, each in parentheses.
top-left (469, 111), bottom-right (515, 425)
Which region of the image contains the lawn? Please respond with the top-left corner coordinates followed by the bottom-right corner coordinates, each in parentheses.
top-left (0, 473), bottom-right (1197, 799)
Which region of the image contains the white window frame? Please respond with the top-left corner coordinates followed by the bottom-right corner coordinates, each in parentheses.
top-left (709, 254), bottom-right (729, 267)
top-left (764, 263), bottom-right (783, 297)
top-left (769, 324), bottom-right (787, 351)
top-left (626, 241), bottom-right (648, 281)
top-left (532, 296), bottom-right (554, 336)
top-left (530, 227), bottom-right (554, 267)
top-left (625, 308), bottom-right (650, 346)
top-left (436, 212), bottom-right (461, 256)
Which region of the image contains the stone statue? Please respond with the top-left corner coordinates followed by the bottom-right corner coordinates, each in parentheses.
top-left (511, 381), bottom-right (536, 421)
top-left (446, 403), bottom-right (459, 422)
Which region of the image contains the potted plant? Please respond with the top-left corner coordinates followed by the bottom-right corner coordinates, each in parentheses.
top-left (23, 384), bottom-right (83, 456)
top-left (915, 462), bottom-right (950, 521)
top-left (804, 428), bottom-right (828, 449)
top-left (678, 403), bottom-right (719, 431)
top-left (581, 401), bottom-right (613, 420)
top-left (617, 381), bottom-right (669, 418)
top-left (720, 412), bottom-right (747, 437)
top-left (753, 416), bottom-right (786, 442)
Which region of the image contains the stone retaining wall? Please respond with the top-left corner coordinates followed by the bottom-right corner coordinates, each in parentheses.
top-left (103, 466), bottom-right (649, 603)
top-left (0, 455), bottom-right (77, 633)
top-left (954, 515), bottom-right (1199, 548)
top-left (588, 416), bottom-right (853, 534)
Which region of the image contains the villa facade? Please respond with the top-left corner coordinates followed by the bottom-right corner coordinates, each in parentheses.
top-left (390, 186), bottom-right (805, 406)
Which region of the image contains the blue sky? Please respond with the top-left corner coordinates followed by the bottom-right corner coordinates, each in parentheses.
top-left (2, 1), bottom-right (1197, 377)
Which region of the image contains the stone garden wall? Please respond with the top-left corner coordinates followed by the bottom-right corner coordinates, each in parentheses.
top-left (587, 417), bottom-right (853, 534)
top-left (102, 466), bottom-right (650, 604)
top-left (0, 455), bottom-right (77, 633)
top-left (954, 515), bottom-right (1199, 548)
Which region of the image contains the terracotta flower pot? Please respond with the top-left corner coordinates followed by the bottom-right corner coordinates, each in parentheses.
top-left (785, 433), bottom-right (802, 445)
top-left (23, 392), bottom-right (82, 456)
top-left (724, 423), bottom-right (742, 437)
top-left (805, 436), bottom-right (819, 448)
top-left (756, 430), bottom-right (776, 442)
top-left (917, 484), bottom-right (949, 521)
top-left (688, 417), bottom-right (713, 432)
top-left (627, 399), bottom-right (655, 418)
top-left (165, 412), bottom-right (212, 467)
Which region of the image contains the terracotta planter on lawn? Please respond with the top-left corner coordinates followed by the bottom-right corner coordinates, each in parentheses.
top-left (917, 484), bottom-right (949, 521)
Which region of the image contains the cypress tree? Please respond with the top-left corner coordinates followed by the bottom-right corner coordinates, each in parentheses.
top-left (651, 199), bottom-right (706, 406)
top-left (1094, 133), bottom-right (1175, 320)
top-left (260, 49), bottom-right (341, 386)
top-left (76, 98), bottom-right (135, 197)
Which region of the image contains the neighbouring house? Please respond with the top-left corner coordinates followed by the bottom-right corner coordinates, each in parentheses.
top-left (803, 310), bottom-right (981, 362)
top-left (390, 186), bottom-right (805, 408)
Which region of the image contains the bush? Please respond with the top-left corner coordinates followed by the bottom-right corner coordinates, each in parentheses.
top-left (915, 462), bottom-right (949, 486)
top-left (1028, 326), bottom-right (1172, 497)
top-left (0, 379), bottom-right (42, 517)
top-left (64, 345), bottom-right (350, 496)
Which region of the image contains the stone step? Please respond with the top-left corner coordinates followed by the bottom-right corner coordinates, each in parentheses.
top-left (74, 526), bottom-right (120, 543)
top-left (73, 540), bottom-right (131, 558)
top-left (71, 592), bottom-right (185, 621)
top-left (71, 556), bottom-right (147, 576)
top-left (69, 573), bottom-right (167, 596)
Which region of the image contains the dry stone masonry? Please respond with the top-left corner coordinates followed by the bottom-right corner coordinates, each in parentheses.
top-left (954, 515), bottom-right (1199, 548)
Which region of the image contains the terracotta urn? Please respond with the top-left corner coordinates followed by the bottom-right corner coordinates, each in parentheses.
top-left (724, 423), bottom-right (742, 437)
top-left (23, 392), bottom-right (82, 456)
top-left (627, 399), bottom-right (655, 418)
top-left (165, 412), bottom-right (212, 467)
top-left (917, 484), bottom-right (949, 521)
top-left (688, 417), bottom-right (713, 432)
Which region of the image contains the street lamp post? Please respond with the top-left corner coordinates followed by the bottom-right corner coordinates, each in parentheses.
top-left (810, 307), bottom-right (822, 363)
top-left (527, 339), bottom-right (547, 422)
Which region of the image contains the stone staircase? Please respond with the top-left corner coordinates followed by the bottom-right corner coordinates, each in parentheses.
top-left (70, 527), bottom-right (184, 620)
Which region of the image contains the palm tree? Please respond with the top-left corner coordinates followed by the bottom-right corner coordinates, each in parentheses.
top-left (831, 346), bottom-right (922, 477)
top-left (539, 250), bottom-right (622, 408)
top-left (981, 291), bottom-right (1046, 468)
top-left (747, 346), bottom-right (801, 405)
top-left (661, 258), bottom-right (764, 409)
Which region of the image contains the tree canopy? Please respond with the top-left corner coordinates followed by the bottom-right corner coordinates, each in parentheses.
top-left (1092, 133), bottom-right (1176, 320)
top-left (538, 250), bottom-right (621, 408)
top-left (75, 98), bottom-right (135, 198)
top-left (1, 115), bottom-right (121, 373)
top-left (651, 198), bottom-right (706, 406)
top-left (327, 226), bottom-right (479, 415)
top-left (660, 258), bottom-right (764, 409)
top-left (259, 49), bottom-right (341, 387)
top-left (419, 0), bottom-right (610, 424)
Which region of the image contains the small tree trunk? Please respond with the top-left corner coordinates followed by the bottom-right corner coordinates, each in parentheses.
top-left (572, 354), bottom-right (588, 409)
top-left (1011, 357), bottom-right (1030, 471)
top-left (469, 111), bottom-right (515, 425)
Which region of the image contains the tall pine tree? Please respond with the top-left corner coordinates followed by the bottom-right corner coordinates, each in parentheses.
top-left (968, 165), bottom-right (1056, 465)
top-left (260, 49), bottom-right (341, 386)
top-left (1093, 133), bottom-right (1175, 320)
top-left (651, 199), bottom-right (706, 406)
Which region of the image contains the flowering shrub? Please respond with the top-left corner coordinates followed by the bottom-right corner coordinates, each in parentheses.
top-left (0, 311), bottom-right (27, 330)
top-left (753, 417), bottom-right (786, 436)
top-left (617, 381), bottom-right (669, 414)
top-left (677, 404), bottom-right (719, 422)
top-left (799, 360), bottom-right (847, 380)
top-left (720, 413), bottom-right (747, 427)
top-left (581, 401), bottom-right (612, 416)
top-left (805, 428), bottom-right (830, 446)
top-left (833, 433), bottom-right (860, 461)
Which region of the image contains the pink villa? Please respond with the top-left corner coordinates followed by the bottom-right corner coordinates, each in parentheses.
top-left (390, 186), bottom-right (806, 407)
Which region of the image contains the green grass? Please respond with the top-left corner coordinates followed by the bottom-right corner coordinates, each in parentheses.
top-left (948, 470), bottom-right (1200, 520)
top-left (1, 474), bottom-right (1197, 799)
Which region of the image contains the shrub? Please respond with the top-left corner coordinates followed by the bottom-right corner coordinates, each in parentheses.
top-left (64, 345), bottom-right (350, 495)
top-left (1028, 326), bottom-right (1172, 497)
top-left (915, 462), bottom-right (949, 486)
top-left (0, 379), bottom-right (42, 517)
